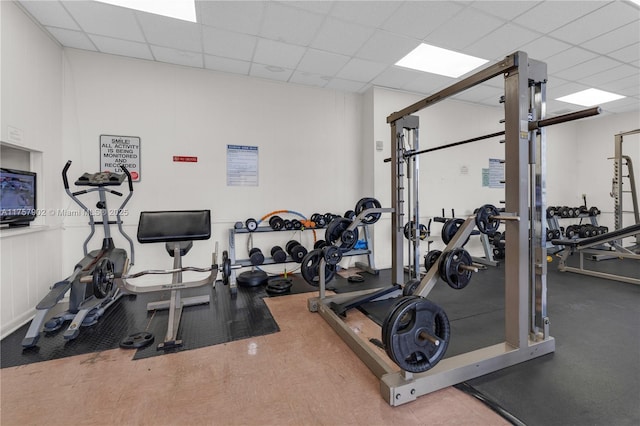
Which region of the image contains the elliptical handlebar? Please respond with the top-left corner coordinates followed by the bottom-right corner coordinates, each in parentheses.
top-left (62, 160), bottom-right (72, 189)
top-left (120, 164), bottom-right (134, 193)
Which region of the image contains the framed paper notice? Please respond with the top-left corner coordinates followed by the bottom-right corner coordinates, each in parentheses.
top-left (488, 158), bottom-right (504, 189)
top-left (227, 145), bottom-right (258, 187)
top-left (100, 135), bottom-right (141, 181)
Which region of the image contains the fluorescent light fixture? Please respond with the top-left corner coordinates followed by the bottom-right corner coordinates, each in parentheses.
top-left (96, 0), bottom-right (196, 22)
top-left (556, 88), bottom-right (625, 106)
top-left (395, 44), bottom-right (489, 78)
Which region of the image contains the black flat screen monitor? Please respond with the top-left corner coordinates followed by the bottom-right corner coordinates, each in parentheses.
top-left (1, 167), bottom-right (37, 228)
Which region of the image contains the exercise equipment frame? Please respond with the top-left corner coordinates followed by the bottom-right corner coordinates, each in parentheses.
top-left (309, 51), bottom-right (603, 406)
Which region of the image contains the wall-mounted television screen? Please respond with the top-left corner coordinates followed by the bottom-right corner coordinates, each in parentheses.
top-left (1, 167), bottom-right (37, 228)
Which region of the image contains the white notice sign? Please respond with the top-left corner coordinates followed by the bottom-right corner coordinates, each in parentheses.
top-left (227, 145), bottom-right (258, 187)
top-left (100, 135), bottom-right (141, 181)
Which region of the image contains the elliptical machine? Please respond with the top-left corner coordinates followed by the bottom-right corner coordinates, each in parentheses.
top-left (22, 161), bottom-right (135, 348)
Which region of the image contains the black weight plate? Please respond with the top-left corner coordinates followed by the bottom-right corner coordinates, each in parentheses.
top-left (237, 270), bottom-right (269, 287)
top-left (475, 204), bottom-right (500, 235)
top-left (423, 250), bottom-right (442, 272)
top-left (266, 277), bottom-right (293, 295)
top-left (93, 257), bottom-right (115, 299)
top-left (300, 249), bottom-right (336, 287)
top-left (440, 248), bottom-right (473, 290)
top-left (382, 297), bottom-right (450, 373)
top-left (441, 218), bottom-right (469, 245)
top-left (354, 197), bottom-right (382, 224)
top-left (222, 250), bottom-right (231, 285)
top-left (381, 296), bottom-right (420, 350)
top-left (402, 279), bottom-right (421, 296)
top-left (120, 331), bottom-right (154, 349)
top-left (323, 245), bottom-right (343, 266)
top-left (325, 217), bottom-right (358, 252)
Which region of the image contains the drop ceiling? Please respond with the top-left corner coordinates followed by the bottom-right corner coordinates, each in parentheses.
top-left (17, 0), bottom-right (640, 115)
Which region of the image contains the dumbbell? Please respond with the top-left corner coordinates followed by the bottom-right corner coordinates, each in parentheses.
top-left (249, 248), bottom-right (264, 266)
top-left (546, 206), bottom-right (556, 218)
top-left (344, 210), bottom-right (356, 220)
top-left (283, 219), bottom-right (293, 230)
top-left (286, 240), bottom-right (308, 263)
top-left (565, 225), bottom-right (578, 238)
top-left (270, 246), bottom-right (287, 263)
top-left (311, 213), bottom-right (327, 228)
top-left (245, 218), bottom-right (258, 232)
top-left (589, 206), bottom-right (601, 216)
top-left (269, 215), bottom-right (284, 231)
top-left (291, 219), bottom-right (302, 230)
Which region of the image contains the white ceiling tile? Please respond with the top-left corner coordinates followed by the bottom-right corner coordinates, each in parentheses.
top-left (150, 45), bottom-right (203, 68)
top-left (62, 1), bottom-right (144, 42)
top-left (581, 21), bottom-right (640, 55)
top-left (249, 64), bottom-right (293, 82)
top-left (518, 36), bottom-right (572, 61)
top-left (204, 55), bottom-right (251, 75)
top-left (400, 72), bottom-right (452, 95)
top-left (137, 12), bottom-right (201, 52)
top-left (202, 27), bottom-right (256, 61)
top-left (296, 49), bottom-right (350, 76)
top-left (545, 47), bottom-right (598, 74)
top-left (581, 64), bottom-right (638, 87)
top-left (371, 67), bottom-right (423, 89)
top-left (289, 71), bottom-right (329, 88)
top-left (253, 39), bottom-right (306, 69)
top-left (548, 81), bottom-right (591, 99)
top-left (336, 58), bottom-right (388, 82)
top-left (465, 23), bottom-right (541, 60)
top-left (19, 1), bottom-right (79, 29)
top-left (310, 17), bottom-right (375, 56)
top-left (260, 2), bottom-right (325, 46)
top-left (425, 8), bottom-right (504, 51)
top-left (549, 2), bottom-right (638, 45)
top-left (609, 43), bottom-right (640, 67)
top-left (45, 27), bottom-right (96, 51)
top-left (89, 34), bottom-right (153, 60)
top-left (451, 84), bottom-right (503, 104)
top-left (329, 1), bottom-right (402, 27)
top-left (285, 1), bottom-right (335, 15)
top-left (355, 30), bottom-right (420, 63)
top-left (197, 1), bottom-right (265, 36)
top-left (382, 1), bottom-right (464, 40)
top-left (512, 1), bottom-right (607, 34)
top-left (325, 78), bottom-right (368, 93)
top-left (600, 96), bottom-right (640, 113)
top-left (553, 56), bottom-right (622, 81)
top-left (425, 9), bottom-right (504, 51)
top-left (599, 75), bottom-right (640, 97)
top-left (470, 1), bottom-right (539, 21)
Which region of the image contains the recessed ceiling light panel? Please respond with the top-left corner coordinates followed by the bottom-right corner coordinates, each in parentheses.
top-left (556, 88), bottom-right (625, 106)
top-left (96, 0), bottom-right (197, 22)
top-left (395, 44), bottom-right (489, 78)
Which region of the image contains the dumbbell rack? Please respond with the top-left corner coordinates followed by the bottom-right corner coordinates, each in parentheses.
top-left (227, 224), bottom-right (378, 288)
top-left (546, 212), bottom-right (604, 254)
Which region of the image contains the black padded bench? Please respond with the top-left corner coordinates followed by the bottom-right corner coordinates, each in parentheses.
top-left (122, 210), bottom-right (216, 350)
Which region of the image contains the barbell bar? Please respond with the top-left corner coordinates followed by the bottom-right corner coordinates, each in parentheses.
top-left (384, 106), bottom-right (601, 162)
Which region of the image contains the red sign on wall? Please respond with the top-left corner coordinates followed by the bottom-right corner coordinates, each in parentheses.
top-left (173, 156), bottom-right (198, 162)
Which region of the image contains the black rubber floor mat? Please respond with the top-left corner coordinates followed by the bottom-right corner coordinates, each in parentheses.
top-left (1, 282), bottom-right (279, 367)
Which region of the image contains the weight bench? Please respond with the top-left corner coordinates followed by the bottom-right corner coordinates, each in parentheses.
top-left (552, 223), bottom-right (640, 285)
top-left (119, 210), bottom-right (218, 350)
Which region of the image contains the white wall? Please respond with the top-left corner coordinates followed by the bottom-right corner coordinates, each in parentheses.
top-left (1, 1), bottom-right (64, 337)
top-left (61, 49), bottom-right (367, 275)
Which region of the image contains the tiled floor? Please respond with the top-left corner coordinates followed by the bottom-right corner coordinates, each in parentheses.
top-left (0, 292), bottom-right (507, 425)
